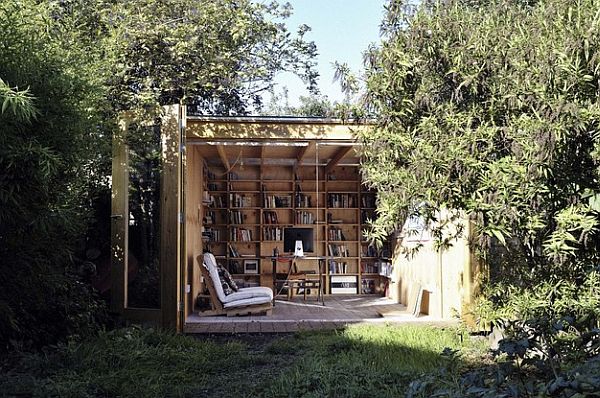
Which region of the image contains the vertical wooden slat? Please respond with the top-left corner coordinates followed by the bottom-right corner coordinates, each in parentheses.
top-left (160, 104), bottom-right (182, 331)
top-left (187, 148), bottom-right (204, 317)
top-left (179, 105), bottom-right (187, 330)
top-left (110, 117), bottom-right (129, 312)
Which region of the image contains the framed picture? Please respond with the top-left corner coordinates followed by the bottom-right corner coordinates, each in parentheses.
top-left (244, 259), bottom-right (259, 274)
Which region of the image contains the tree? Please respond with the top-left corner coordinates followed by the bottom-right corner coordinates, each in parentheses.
top-left (0, 0), bottom-right (108, 349)
top-left (361, 0), bottom-right (600, 283)
top-left (0, 0), bottom-right (320, 346)
top-left (262, 90), bottom-right (337, 117)
top-left (55, 0), bottom-right (319, 116)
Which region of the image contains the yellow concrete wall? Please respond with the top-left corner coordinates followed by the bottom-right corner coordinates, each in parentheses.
top-left (391, 214), bottom-right (473, 319)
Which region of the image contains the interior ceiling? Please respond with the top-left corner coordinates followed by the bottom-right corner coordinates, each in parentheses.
top-left (192, 140), bottom-right (361, 167)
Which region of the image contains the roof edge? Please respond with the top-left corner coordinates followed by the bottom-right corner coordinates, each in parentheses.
top-left (186, 115), bottom-right (376, 125)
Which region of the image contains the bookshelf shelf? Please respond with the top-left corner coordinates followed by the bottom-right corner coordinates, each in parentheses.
top-left (200, 158), bottom-right (392, 296)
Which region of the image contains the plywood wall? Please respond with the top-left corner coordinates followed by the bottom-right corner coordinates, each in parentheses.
top-left (185, 146), bottom-right (204, 316)
top-left (391, 214), bottom-right (474, 319)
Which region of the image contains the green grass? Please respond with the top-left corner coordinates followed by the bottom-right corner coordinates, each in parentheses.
top-left (0, 324), bottom-right (487, 397)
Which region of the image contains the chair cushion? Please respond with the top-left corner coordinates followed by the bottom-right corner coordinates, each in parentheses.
top-left (221, 286), bottom-right (273, 304)
top-left (223, 295), bottom-right (272, 309)
top-left (218, 266), bottom-right (239, 292)
top-left (204, 253), bottom-right (227, 303)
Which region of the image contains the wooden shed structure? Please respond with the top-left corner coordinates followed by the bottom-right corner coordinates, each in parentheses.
top-left (110, 105), bottom-right (480, 331)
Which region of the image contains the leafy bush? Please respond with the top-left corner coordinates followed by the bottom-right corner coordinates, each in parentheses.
top-left (0, 0), bottom-right (107, 351)
top-left (476, 272), bottom-right (600, 369)
top-left (407, 350), bottom-right (600, 397)
top-left (410, 272), bottom-right (600, 397)
top-left (361, 0), bottom-right (600, 279)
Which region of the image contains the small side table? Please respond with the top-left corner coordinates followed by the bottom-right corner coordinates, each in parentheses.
top-left (270, 255), bottom-right (325, 306)
top-left (284, 276), bottom-right (323, 303)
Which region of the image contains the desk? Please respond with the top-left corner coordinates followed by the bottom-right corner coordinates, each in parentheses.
top-left (268, 255), bottom-right (325, 306)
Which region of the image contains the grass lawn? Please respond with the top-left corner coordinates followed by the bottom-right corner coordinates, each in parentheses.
top-left (0, 324), bottom-right (487, 397)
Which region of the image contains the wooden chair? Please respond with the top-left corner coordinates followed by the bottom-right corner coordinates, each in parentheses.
top-left (197, 254), bottom-right (273, 317)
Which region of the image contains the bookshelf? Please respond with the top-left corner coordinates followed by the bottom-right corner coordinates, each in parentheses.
top-left (201, 159), bottom-right (391, 295)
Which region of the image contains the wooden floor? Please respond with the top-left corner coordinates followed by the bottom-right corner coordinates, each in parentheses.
top-left (184, 296), bottom-right (455, 334)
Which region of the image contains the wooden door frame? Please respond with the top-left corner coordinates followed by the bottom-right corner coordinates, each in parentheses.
top-left (160, 104), bottom-right (185, 331)
top-left (110, 105), bottom-right (185, 331)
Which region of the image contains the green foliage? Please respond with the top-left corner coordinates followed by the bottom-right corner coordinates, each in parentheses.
top-left (0, 79), bottom-right (37, 121)
top-left (262, 91), bottom-right (339, 117)
top-left (409, 271), bottom-right (600, 397)
top-left (361, 4), bottom-right (600, 392)
top-left (1, 0), bottom-right (321, 348)
top-left (54, 0), bottom-right (318, 116)
top-left (361, 0), bottom-right (600, 276)
top-left (262, 89), bottom-right (369, 120)
top-left (476, 272), bottom-right (600, 366)
top-left (406, 349), bottom-right (600, 397)
top-left (0, 0), bottom-right (108, 350)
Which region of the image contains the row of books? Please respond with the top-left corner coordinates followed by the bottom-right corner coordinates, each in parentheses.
top-left (328, 243), bottom-right (350, 257)
top-left (295, 210), bottom-right (315, 224)
top-left (361, 244), bottom-right (378, 257)
top-left (263, 194), bottom-right (291, 208)
top-left (230, 193), bottom-right (252, 208)
top-left (229, 210), bottom-right (246, 224)
top-left (378, 261), bottom-right (393, 277)
top-left (202, 191), bottom-right (226, 207)
top-left (328, 193), bottom-right (357, 208)
top-left (295, 193), bottom-right (312, 208)
top-left (360, 261), bottom-right (379, 274)
top-left (263, 227), bottom-right (283, 241)
top-left (263, 211), bottom-right (279, 224)
top-left (203, 227), bottom-right (221, 242)
top-left (228, 243), bottom-right (240, 258)
top-left (361, 279), bottom-right (377, 294)
top-left (329, 260), bottom-right (349, 274)
top-left (204, 210), bottom-right (216, 225)
top-left (230, 227), bottom-right (253, 242)
top-left (361, 195), bottom-right (376, 208)
top-left (206, 192), bottom-right (369, 210)
top-left (328, 227), bottom-right (346, 241)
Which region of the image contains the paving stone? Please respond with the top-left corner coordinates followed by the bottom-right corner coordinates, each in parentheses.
top-left (234, 323), bottom-right (249, 334)
top-left (260, 322), bottom-right (275, 333)
top-left (220, 323), bottom-right (236, 334)
top-left (246, 322), bottom-right (261, 333)
top-left (273, 322), bottom-right (290, 333)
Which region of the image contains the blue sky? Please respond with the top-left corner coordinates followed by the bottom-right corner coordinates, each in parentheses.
top-left (274, 0), bottom-right (388, 106)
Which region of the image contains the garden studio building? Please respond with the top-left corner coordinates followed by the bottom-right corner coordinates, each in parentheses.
top-left (110, 105), bottom-right (481, 332)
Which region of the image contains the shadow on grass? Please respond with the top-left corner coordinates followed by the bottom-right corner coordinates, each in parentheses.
top-left (249, 325), bottom-right (480, 397)
top-left (0, 324), bottom-right (485, 398)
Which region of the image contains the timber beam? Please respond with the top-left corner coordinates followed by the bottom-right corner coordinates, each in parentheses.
top-left (217, 145), bottom-right (230, 170)
top-left (325, 146), bottom-right (353, 174)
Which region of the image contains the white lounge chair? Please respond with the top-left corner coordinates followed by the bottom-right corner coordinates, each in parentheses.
top-left (198, 253), bottom-right (273, 316)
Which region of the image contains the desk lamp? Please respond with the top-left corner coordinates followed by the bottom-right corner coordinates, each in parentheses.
top-left (294, 239), bottom-right (304, 257)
